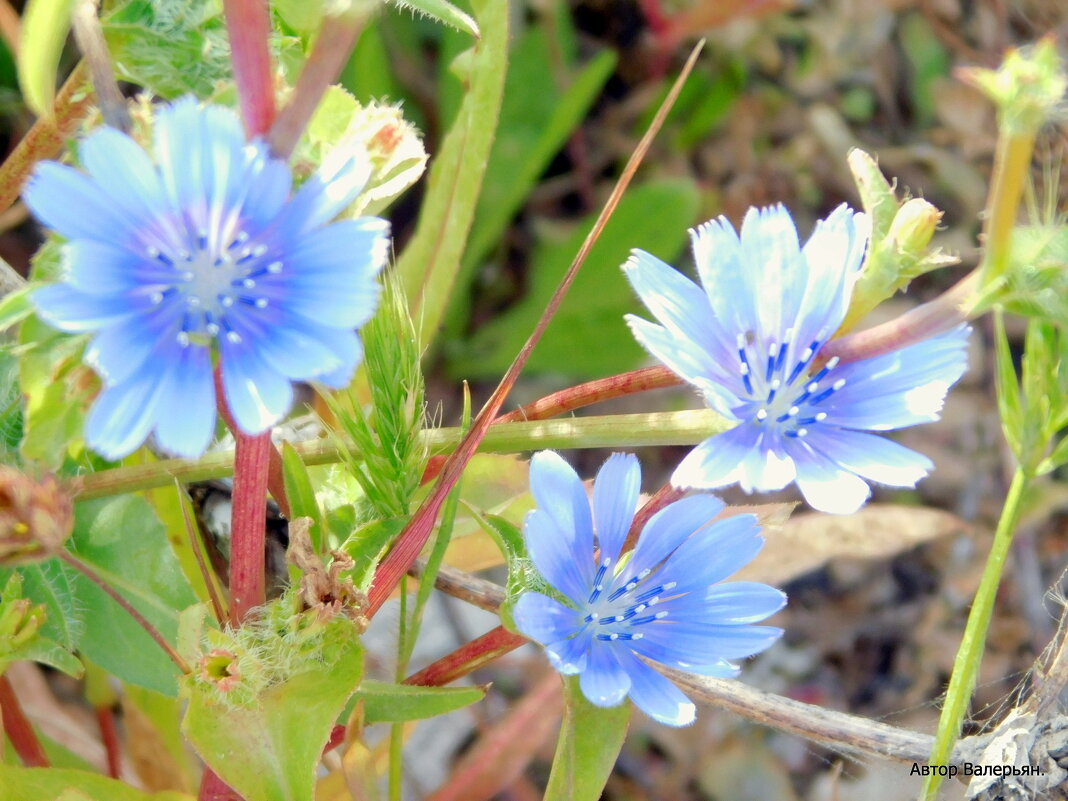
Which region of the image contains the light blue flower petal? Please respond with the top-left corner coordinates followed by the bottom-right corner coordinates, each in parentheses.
top-left (84, 310), bottom-right (180, 385)
top-left (219, 339), bottom-right (295, 435)
top-left (152, 344), bottom-right (216, 458)
top-left (33, 284), bottom-right (140, 332)
top-left (801, 428), bottom-right (932, 487)
top-left (66, 240), bottom-right (176, 296)
top-left (821, 326), bottom-right (970, 431)
top-left (660, 513), bottom-right (763, 591)
top-left (700, 582), bottom-right (787, 624)
top-left (315, 336), bottom-right (364, 389)
top-left (791, 205), bottom-right (868, 350)
top-left (545, 627), bottom-right (591, 675)
top-left (636, 621), bottom-right (782, 662)
top-left (737, 204), bottom-right (805, 341)
top-left (688, 215), bottom-right (761, 341)
top-left (623, 250), bottom-right (738, 384)
top-left (629, 494), bottom-right (725, 578)
top-left (579, 643), bottom-right (631, 707)
top-left (671, 424), bottom-right (760, 490)
top-left (736, 429), bottom-right (796, 492)
top-left (79, 127), bottom-right (172, 235)
top-left (525, 509), bottom-right (593, 606)
top-left (281, 144), bottom-right (372, 235)
top-left (786, 440), bottom-right (872, 514)
top-left (23, 162), bottom-right (137, 242)
top-left (240, 144), bottom-right (292, 228)
top-left (513, 591), bottom-right (582, 646)
top-left (616, 651), bottom-right (695, 726)
top-left (528, 450), bottom-right (594, 570)
top-left (85, 357), bottom-right (171, 459)
top-left (226, 306), bottom-right (360, 384)
top-left (625, 315), bottom-right (742, 415)
top-left (592, 453), bottom-right (640, 563)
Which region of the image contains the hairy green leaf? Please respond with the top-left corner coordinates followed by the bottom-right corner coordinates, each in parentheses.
top-left (355, 679), bottom-right (485, 723)
top-left (18, 0), bottom-right (76, 117)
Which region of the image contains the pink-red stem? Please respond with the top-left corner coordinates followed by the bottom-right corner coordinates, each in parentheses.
top-left (0, 674), bottom-right (49, 767)
top-left (222, 0), bottom-right (276, 139)
top-left (95, 705), bottom-right (122, 779)
top-left (228, 430), bottom-right (271, 624)
top-left (404, 626), bottom-right (527, 687)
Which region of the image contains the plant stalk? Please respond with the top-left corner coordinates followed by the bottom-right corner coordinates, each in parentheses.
top-left (920, 467), bottom-right (1029, 800)
top-left (0, 674), bottom-right (49, 767)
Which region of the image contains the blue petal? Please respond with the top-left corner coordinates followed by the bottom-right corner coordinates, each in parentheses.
top-left (659, 513), bottom-right (763, 591)
top-left (279, 143), bottom-right (372, 235)
top-left (801, 428), bottom-right (932, 487)
top-left (615, 650), bottom-right (695, 726)
top-left (84, 310), bottom-right (181, 385)
top-left (545, 627), bottom-right (591, 675)
top-left (240, 144), bottom-right (292, 229)
top-left (635, 621), bottom-right (782, 662)
top-left (737, 204), bottom-right (805, 341)
top-left (85, 357), bottom-right (171, 459)
top-left (152, 344), bottom-right (216, 458)
top-left (33, 284), bottom-right (140, 332)
top-left (785, 439), bottom-right (872, 514)
top-left (528, 451), bottom-right (594, 574)
top-left (525, 509), bottom-right (593, 607)
top-left (629, 494), bottom-right (725, 578)
top-left (592, 453), bottom-right (640, 563)
top-left (699, 582), bottom-right (787, 624)
top-left (625, 315), bottom-right (742, 415)
top-left (671, 424), bottom-right (761, 490)
top-left (821, 325), bottom-right (970, 430)
top-left (736, 428), bottom-right (797, 492)
top-left (227, 306), bottom-right (361, 383)
top-left (513, 592), bottom-right (582, 647)
top-left (688, 215), bottom-right (761, 343)
top-left (23, 162), bottom-right (137, 242)
top-left (78, 127), bottom-right (172, 235)
top-left (623, 250), bottom-right (739, 385)
top-left (315, 335), bottom-right (364, 389)
top-left (219, 338), bottom-right (295, 435)
top-left (65, 240), bottom-right (177, 297)
top-left (579, 642), bottom-right (631, 707)
top-left (792, 205), bottom-right (868, 349)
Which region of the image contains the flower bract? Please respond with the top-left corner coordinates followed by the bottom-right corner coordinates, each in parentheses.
top-left (624, 204), bottom-right (969, 514)
top-left (25, 97), bottom-right (390, 459)
top-left (513, 451), bottom-right (784, 726)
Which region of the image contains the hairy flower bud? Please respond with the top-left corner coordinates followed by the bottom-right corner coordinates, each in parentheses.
top-left (0, 467), bottom-right (73, 564)
top-left (888, 198), bottom-right (942, 256)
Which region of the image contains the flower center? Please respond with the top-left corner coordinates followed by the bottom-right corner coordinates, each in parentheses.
top-left (142, 227), bottom-right (283, 347)
top-left (735, 329), bottom-right (845, 437)
top-left (580, 559), bottom-right (677, 642)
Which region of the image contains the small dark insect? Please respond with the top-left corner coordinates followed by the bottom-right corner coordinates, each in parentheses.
top-left (187, 479), bottom-right (290, 599)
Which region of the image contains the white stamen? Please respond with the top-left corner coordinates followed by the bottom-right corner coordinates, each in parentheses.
top-left (739, 363), bottom-right (750, 376)
top-left (186, 296), bottom-right (201, 307)
top-left (756, 409), bottom-right (767, 421)
top-left (236, 231), bottom-right (249, 243)
top-left (736, 333), bottom-right (747, 349)
top-left (800, 347), bottom-right (814, 362)
top-left (251, 244), bottom-right (268, 257)
top-left (807, 382), bottom-right (818, 393)
top-left (609, 632), bottom-right (619, 640)
top-left (788, 405), bottom-right (799, 416)
top-left (267, 261), bottom-right (283, 274)
top-left (589, 612), bottom-right (600, 621)
top-left (221, 296), bottom-right (234, 307)
top-left (255, 298), bottom-right (268, 309)
top-left (146, 246), bottom-right (160, 258)
top-left (832, 378), bottom-right (846, 391)
top-left (826, 356), bottom-right (840, 369)
top-left (770, 378), bottom-right (781, 390)
top-left (815, 412), bottom-right (827, 422)
top-left (768, 342), bottom-right (779, 358)
top-left (180, 270), bottom-right (194, 282)
top-left (654, 611), bottom-right (668, 619)
top-left (797, 428), bottom-right (808, 437)
top-left (177, 332), bottom-right (190, 346)
top-left (662, 582), bottom-right (677, 591)
top-left (226, 331), bottom-right (241, 343)
top-left (207, 323), bottom-right (220, 335)
top-left (638, 568), bottom-right (651, 579)
top-left (242, 278), bottom-right (256, 288)
top-left (632, 633), bottom-right (643, 640)
top-left (149, 292), bottom-right (163, 305)
top-left (177, 249), bottom-right (191, 261)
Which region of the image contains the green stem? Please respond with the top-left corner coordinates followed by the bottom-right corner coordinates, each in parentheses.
top-left (71, 409), bottom-right (731, 501)
top-left (978, 131), bottom-right (1035, 287)
top-left (920, 467), bottom-right (1029, 800)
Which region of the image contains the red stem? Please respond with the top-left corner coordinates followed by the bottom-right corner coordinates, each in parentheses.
top-left (228, 430), bottom-right (271, 624)
top-left (95, 705), bottom-right (122, 779)
top-left (0, 674), bottom-right (49, 767)
top-left (419, 366), bottom-right (683, 485)
top-left (222, 0), bottom-right (276, 138)
top-left (199, 770), bottom-right (238, 801)
top-left (404, 626), bottom-right (527, 687)
top-left (623, 482), bottom-right (685, 553)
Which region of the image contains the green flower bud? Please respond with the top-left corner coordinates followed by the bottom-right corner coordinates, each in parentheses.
top-left (888, 198), bottom-right (942, 256)
top-left (960, 37), bottom-right (1066, 135)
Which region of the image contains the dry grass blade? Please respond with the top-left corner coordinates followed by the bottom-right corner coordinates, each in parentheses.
top-left (366, 40), bottom-right (709, 615)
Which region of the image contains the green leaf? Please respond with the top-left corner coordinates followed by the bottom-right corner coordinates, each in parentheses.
top-left (993, 314), bottom-right (1023, 458)
top-left (391, 0), bottom-right (478, 38)
top-left (18, 0), bottom-right (76, 117)
top-left (355, 679), bottom-right (485, 723)
top-left (68, 496), bottom-right (197, 696)
top-left (0, 286), bottom-right (33, 333)
top-left (15, 636), bottom-right (84, 677)
top-left (0, 765), bottom-right (191, 801)
top-left (396, 0), bottom-right (508, 348)
top-left (0, 572), bottom-right (82, 677)
top-left (282, 441), bottom-right (324, 553)
top-left (3, 558), bottom-right (83, 649)
top-left (182, 618), bottom-right (363, 801)
top-left (340, 517), bottom-right (406, 590)
top-left (544, 675), bottom-right (630, 801)
top-left (449, 179), bottom-right (700, 378)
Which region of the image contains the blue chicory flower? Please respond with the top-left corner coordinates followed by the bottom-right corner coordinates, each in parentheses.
top-left (623, 204), bottom-right (969, 514)
top-left (25, 97), bottom-right (389, 460)
top-left (513, 451), bottom-right (784, 726)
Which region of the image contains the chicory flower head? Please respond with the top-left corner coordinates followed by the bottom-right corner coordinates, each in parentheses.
top-left (25, 97), bottom-right (390, 460)
top-left (624, 204), bottom-right (969, 515)
top-left (513, 451), bottom-right (784, 726)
